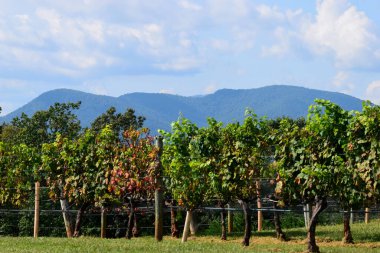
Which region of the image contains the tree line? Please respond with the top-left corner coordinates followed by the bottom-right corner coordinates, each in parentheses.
top-left (1, 100), bottom-right (380, 253)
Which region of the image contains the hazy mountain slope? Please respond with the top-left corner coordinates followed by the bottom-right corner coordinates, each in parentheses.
top-left (0, 85), bottom-right (364, 132)
top-left (183, 85), bottom-right (363, 125)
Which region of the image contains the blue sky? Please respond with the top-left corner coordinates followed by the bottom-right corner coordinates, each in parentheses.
top-left (1, 0), bottom-right (380, 115)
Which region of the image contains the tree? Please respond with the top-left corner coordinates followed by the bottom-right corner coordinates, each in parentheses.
top-left (308, 100), bottom-right (368, 244)
top-left (344, 102), bottom-right (380, 241)
top-left (175, 117), bottom-right (231, 240)
top-left (11, 102), bottom-right (81, 147)
top-left (274, 99), bottom-right (359, 252)
top-left (0, 142), bottom-right (39, 207)
top-left (47, 102), bottom-right (82, 141)
top-left (0, 125), bottom-right (19, 144)
top-left (160, 117), bottom-right (211, 242)
top-left (91, 107), bottom-right (145, 137)
top-left (58, 130), bottom-right (99, 237)
top-left (221, 110), bottom-right (271, 246)
top-left (274, 118), bottom-right (321, 251)
top-left (11, 111), bottom-right (49, 147)
top-left (41, 134), bottom-right (76, 237)
top-left (107, 128), bottom-right (158, 239)
top-left (198, 118), bottom-right (230, 240)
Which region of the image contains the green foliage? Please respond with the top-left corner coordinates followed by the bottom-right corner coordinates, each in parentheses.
top-left (9, 102), bottom-right (81, 147)
top-left (272, 95), bottom-right (380, 243)
top-left (0, 142), bottom-right (39, 207)
top-left (40, 125), bottom-right (158, 209)
top-left (160, 117), bottom-right (209, 210)
top-left (91, 107), bottom-right (145, 137)
top-left (4, 97), bottom-right (380, 244)
top-left (107, 128), bottom-right (158, 203)
top-left (345, 102), bottom-right (380, 205)
top-left (161, 112), bottom-right (272, 211)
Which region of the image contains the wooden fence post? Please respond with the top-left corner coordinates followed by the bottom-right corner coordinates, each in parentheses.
top-left (350, 208), bottom-right (354, 224)
top-left (155, 136), bottom-right (164, 241)
top-left (365, 208), bottom-right (370, 224)
top-left (182, 210), bottom-right (192, 243)
top-left (304, 204), bottom-right (311, 229)
top-left (60, 198), bottom-right (73, 238)
top-left (227, 204), bottom-right (233, 233)
top-left (303, 205), bottom-right (308, 229)
top-left (34, 182), bottom-right (40, 238)
top-left (256, 180), bottom-right (263, 232)
top-left (101, 207), bottom-right (106, 238)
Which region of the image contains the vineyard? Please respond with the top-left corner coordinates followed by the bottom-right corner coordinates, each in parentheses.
top-left (1, 100), bottom-right (380, 253)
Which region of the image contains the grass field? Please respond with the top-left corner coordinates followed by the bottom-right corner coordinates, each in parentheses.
top-left (1, 220), bottom-right (380, 252)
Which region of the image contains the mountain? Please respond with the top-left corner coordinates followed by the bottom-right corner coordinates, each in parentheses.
top-left (0, 85), bottom-right (364, 132)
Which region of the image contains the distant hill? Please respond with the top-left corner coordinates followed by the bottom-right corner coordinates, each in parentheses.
top-left (0, 85), bottom-right (364, 132)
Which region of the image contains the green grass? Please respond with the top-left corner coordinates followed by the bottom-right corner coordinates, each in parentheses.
top-left (1, 220), bottom-right (380, 253)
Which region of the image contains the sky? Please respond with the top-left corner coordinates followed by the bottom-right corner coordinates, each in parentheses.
top-left (1, 0), bottom-right (380, 115)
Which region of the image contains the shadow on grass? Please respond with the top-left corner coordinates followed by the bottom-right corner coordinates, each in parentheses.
top-left (253, 221), bottom-right (380, 243)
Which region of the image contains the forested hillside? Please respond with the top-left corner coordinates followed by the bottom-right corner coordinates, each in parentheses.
top-left (0, 85), bottom-right (363, 132)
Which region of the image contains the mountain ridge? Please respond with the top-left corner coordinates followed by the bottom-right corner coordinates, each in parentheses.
top-left (0, 85), bottom-right (364, 132)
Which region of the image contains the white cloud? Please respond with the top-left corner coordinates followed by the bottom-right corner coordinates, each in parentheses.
top-left (204, 84), bottom-right (217, 94)
top-left (256, 1), bottom-right (380, 70)
top-left (58, 51), bottom-right (98, 69)
top-left (178, 0), bottom-right (202, 11)
top-left (81, 83), bottom-right (110, 96)
top-left (159, 89), bottom-right (176, 94)
top-left (256, 5), bottom-right (285, 20)
top-left (231, 26), bottom-right (256, 52)
top-left (365, 80), bottom-right (380, 104)
top-left (256, 5), bottom-right (305, 58)
top-left (79, 20), bottom-right (105, 43)
top-left (208, 26), bottom-right (256, 53)
top-left (332, 71), bottom-right (354, 94)
top-left (208, 0), bottom-right (250, 23)
top-left (210, 39), bottom-right (230, 51)
top-left (1, 0), bottom-right (380, 116)
top-left (262, 43), bottom-right (288, 57)
top-left (333, 71), bottom-right (349, 87)
top-left (7, 47), bottom-right (48, 67)
top-left (256, 4), bottom-right (304, 22)
top-left (0, 79), bottom-right (27, 89)
top-left (303, 0), bottom-right (378, 68)
top-left (35, 7), bottom-right (107, 48)
top-left (155, 57), bottom-right (200, 71)
top-left (107, 23), bottom-right (167, 58)
top-left (261, 27), bottom-right (290, 57)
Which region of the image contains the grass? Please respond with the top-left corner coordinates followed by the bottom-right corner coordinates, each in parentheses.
top-left (1, 220), bottom-right (380, 252)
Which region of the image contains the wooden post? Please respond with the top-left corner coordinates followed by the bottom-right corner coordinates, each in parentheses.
top-left (60, 198), bottom-right (73, 238)
top-left (304, 204), bottom-right (311, 229)
top-left (182, 210), bottom-right (192, 243)
top-left (227, 204), bottom-right (233, 233)
top-left (34, 182), bottom-right (40, 238)
top-left (101, 207), bottom-right (106, 238)
top-left (155, 136), bottom-right (164, 241)
top-left (308, 204), bottom-right (312, 226)
top-left (350, 208), bottom-right (354, 224)
top-left (365, 208), bottom-right (370, 224)
top-left (303, 205), bottom-right (308, 229)
top-left (189, 212), bottom-right (199, 235)
top-left (256, 180), bottom-right (263, 232)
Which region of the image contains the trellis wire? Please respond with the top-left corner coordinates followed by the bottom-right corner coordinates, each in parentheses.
top-left (1, 184), bottom-right (379, 238)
